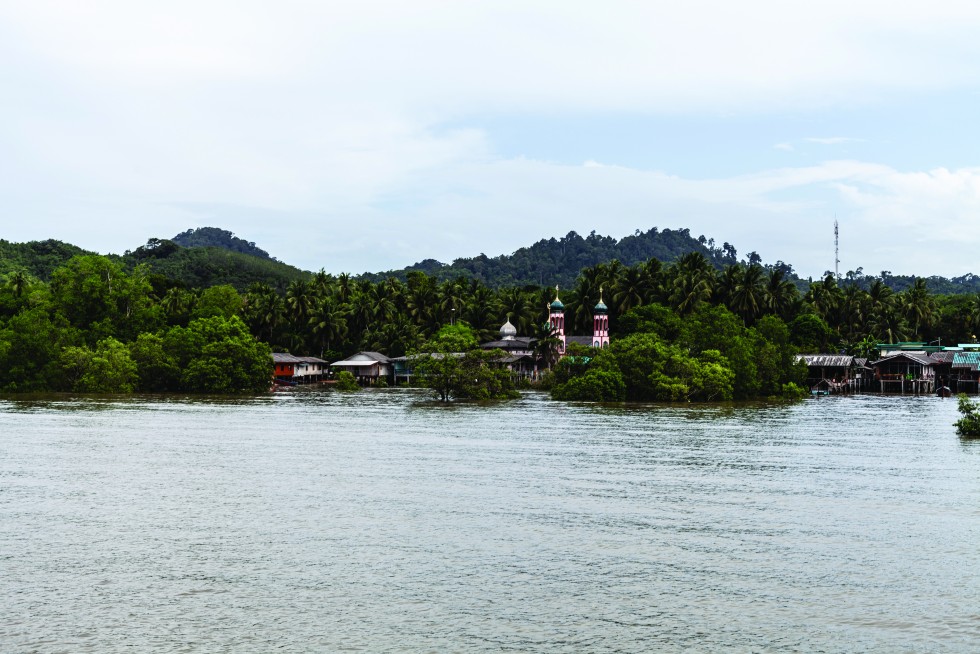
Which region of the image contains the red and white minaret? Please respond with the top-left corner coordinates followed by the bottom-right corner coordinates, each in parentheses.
top-left (549, 285), bottom-right (566, 353)
top-left (593, 286), bottom-right (610, 348)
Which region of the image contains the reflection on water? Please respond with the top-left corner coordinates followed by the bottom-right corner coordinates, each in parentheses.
top-left (1, 390), bottom-right (978, 652)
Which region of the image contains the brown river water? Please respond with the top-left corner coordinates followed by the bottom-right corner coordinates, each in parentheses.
top-left (1, 389), bottom-right (978, 652)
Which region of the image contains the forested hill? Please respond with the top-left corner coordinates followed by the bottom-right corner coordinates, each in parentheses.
top-left (172, 227), bottom-right (273, 260)
top-left (0, 239), bottom-right (93, 279)
top-left (361, 227), bottom-right (751, 288)
top-left (5, 226), bottom-right (980, 295)
top-left (124, 240), bottom-right (309, 292)
top-left (0, 235), bottom-right (308, 292)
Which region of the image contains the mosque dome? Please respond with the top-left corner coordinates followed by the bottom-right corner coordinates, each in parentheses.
top-left (550, 285), bottom-right (564, 310)
top-left (594, 286), bottom-right (608, 314)
top-left (500, 319), bottom-right (518, 339)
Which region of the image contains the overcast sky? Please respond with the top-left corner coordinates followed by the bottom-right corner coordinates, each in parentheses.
top-left (2, 1), bottom-right (980, 279)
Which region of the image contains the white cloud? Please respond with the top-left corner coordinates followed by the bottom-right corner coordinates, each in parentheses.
top-left (2, 2), bottom-right (980, 279)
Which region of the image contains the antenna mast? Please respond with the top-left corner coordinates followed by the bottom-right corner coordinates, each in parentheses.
top-left (834, 217), bottom-right (840, 281)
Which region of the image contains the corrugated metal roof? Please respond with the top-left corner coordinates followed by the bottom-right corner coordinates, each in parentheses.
top-left (929, 351), bottom-right (956, 363)
top-left (358, 352), bottom-right (391, 362)
top-left (871, 352), bottom-right (934, 367)
top-left (795, 354), bottom-right (854, 367)
top-left (272, 353), bottom-right (304, 363)
top-left (481, 338), bottom-right (535, 350)
top-left (952, 352), bottom-right (980, 370)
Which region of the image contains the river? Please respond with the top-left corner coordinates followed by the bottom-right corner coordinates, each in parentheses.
top-left (1, 390), bottom-right (978, 652)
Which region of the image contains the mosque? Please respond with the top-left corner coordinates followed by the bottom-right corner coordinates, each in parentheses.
top-left (479, 286), bottom-right (610, 378)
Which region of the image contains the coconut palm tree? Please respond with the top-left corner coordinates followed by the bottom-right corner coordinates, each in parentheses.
top-left (729, 264), bottom-right (765, 324)
top-left (5, 270), bottom-right (30, 298)
top-left (762, 268), bottom-right (798, 320)
top-left (900, 278), bottom-right (935, 340)
top-left (285, 280), bottom-right (316, 329)
top-left (495, 287), bottom-right (536, 334)
top-left (612, 266), bottom-right (648, 315)
top-left (308, 299), bottom-right (348, 357)
top-left (669, 252), bottom-right (714, 315)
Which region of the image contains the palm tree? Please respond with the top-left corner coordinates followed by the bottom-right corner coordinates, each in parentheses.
top-left (245, 287), bottom-right (285, 343)
top-left (571, 267), bottom-right (604, 333)
top-left (495, 287), bottom-right (536, 334)
top-left (308, 300), bottom-right (348, 357)
top-left (532, 320), bottom-right (562, 370)
top-left (839, 285), bottom-right (870, 342)
top-left (461, 286), bottom-right (498, 342)
top-left (285, 280), bottom-right (315, 328)
top-left (160, 287), bottom-right (191, 323)
top-left (900, 278), bottom-right (935, 340)
top-left (669, 252), bottom-right (714, 315)
top-left (5, 270), bottom-right (30, 298)
top-left (729, 264), bottom-right (765, 324)
top-left (805, 275), bottom-right (842, 324)
top-left (762, 269), bottom-right (798, 320)
top-left (612, 266), bottom-right (648, 315)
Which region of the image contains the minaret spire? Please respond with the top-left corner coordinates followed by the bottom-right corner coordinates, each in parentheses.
top-left (593, 284), bottom-right (609, 348)
top-left (549, 285), bottom-right (566, 353)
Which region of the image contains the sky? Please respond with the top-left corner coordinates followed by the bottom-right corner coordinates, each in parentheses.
top-left (2, 1), bottom-right (980, 279)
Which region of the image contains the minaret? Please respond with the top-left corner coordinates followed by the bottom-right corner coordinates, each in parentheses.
top-left (593, 286), bottom-right (609, 348)
top-left (549, 285), bottom-right (566, 353)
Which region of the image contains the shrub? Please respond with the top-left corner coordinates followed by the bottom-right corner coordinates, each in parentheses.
top-left (335, 370), bottom-right (360, 392)
top-left (954, 394), bottom-right (980, 437)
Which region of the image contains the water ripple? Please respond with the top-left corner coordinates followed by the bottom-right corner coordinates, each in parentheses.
top-left (1, 391), bottom-right (977, 652)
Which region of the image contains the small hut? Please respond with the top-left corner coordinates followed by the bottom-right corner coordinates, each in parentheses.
top-left (952, 352), bottom-right (980, 394)
top-left (870, 352), bottom-right (935, 394)
top-left (796, 354), bottom-right (856, 394)
top-left (330, 352), bottom-right (393, 385)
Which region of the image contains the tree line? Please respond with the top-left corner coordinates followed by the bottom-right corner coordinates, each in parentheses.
top-left (2, 250), bottom-right (980, 396)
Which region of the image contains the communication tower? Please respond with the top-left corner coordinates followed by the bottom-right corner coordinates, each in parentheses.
top-left (834, 218), bottom-right (840, 280)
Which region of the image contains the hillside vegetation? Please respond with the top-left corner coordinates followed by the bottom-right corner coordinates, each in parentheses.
top-left (172, 227), bottom-right (274, 260)
top-left (361, 227), bottom-right (752, 288)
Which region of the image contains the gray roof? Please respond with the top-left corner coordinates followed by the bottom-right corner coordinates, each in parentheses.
top-left (330, 351), bottom-right (391, 366)
top-left (272, 353), bottom-right (304, 364)
top-left (481, 337), bottom-right (535, 350)
top-left (929, 351), bottom-right (956, 364)
top-left (566, 336), bottom-right (598, 347)
top-left (871, 352), bottom-right (934, 367)
top-left (795, 354), bottom-right (854, 367)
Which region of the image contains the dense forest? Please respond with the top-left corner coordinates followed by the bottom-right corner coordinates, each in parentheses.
top-left (5, 225), bottom-right (980, 295)
top-left (2, 236), bottom-right (980, 396)
top-left (171, 227), bottom-right (275, 260)
top-left (361, 227), bottom-right (752, 288)
top-left (0, 233), bottom-right (308, 291)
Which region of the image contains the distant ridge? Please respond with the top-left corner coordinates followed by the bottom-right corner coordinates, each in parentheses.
top-left (360, 227), bottom-right (755, 289)
top-left (172, 227), bottom-right (273, 260)
top-left (3, 226), bottom-right (980, 295)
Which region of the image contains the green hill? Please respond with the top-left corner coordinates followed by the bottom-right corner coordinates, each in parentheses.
top-left (172, 227), bottom-right (274, 260)
top-left (361, 227), bottom-right (746, 288)
top-left (0, 239), bottom-right (93, 280)
top-left (124, 238), bottom-right (308, 291)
